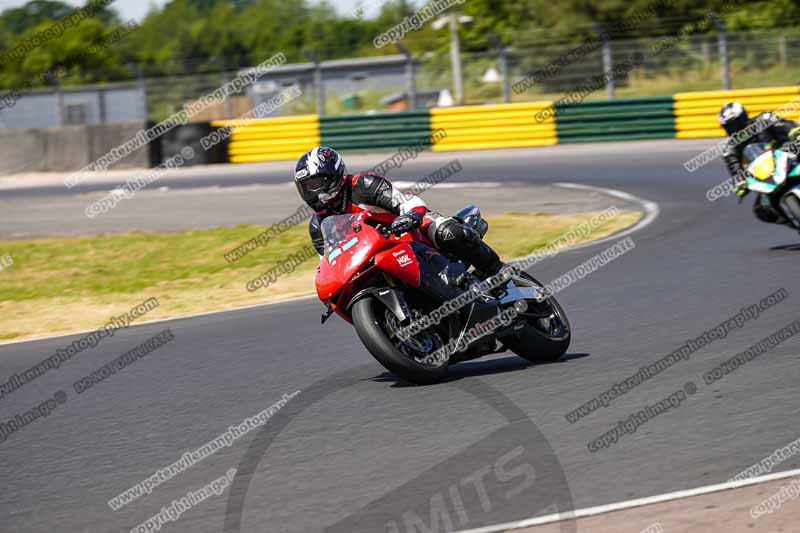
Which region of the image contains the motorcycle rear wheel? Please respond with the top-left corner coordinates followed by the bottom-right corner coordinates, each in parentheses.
top-left (501, 272), bottom-right (571, 363)
top-left (352, 296), bottom-right (448, 385)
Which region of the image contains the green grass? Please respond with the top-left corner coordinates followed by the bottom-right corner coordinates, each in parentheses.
top-left (484, 211), bottom-right (640, 259)
top-left (504, 64), bottom-right (800, 103)
top-left (0, 210), bottom-right (640, 341)
top-left (0, 225), bottom-right (311, 301)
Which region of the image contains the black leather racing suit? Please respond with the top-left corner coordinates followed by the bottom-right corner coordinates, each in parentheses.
top-left (308, 172), bottom-right (502, 276)
top-left (722, 111), bottom-right (800, 223)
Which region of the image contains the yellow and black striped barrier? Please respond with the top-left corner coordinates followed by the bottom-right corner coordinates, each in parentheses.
top-left (210, 114), bottom-right (320, 164)
top-left (674, 86), bottom-right (800, 138)
top-left (197, 85), bottom-right (800, 165)
top-left (430, 101), bottom-right (557, 151)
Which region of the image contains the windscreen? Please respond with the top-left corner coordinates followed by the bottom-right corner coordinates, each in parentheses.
top-left (742, 143), bottom-right (769, 166)
top-left (320, 214), bottom-right (358, 257)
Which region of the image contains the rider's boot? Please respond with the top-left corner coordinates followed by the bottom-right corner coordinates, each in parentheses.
top-left (470, 240), bottom-right (504, 279)
top-left (435, 220), bottom-right (506, 292)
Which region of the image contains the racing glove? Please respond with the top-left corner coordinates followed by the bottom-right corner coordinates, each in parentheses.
top-left (780, 141), bottom-right (799, 157)
top-left (735, 180), bottom-right (749, 202)
top-left (390, 210), bottom-right (423, 235)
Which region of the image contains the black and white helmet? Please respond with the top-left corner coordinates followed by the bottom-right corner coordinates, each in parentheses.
top-left (294, 147), bottom-right (346, 211)
top-left (718, 102), bottom-right (749, 135)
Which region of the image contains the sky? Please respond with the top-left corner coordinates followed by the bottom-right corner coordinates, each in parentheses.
top-left (0, 0), bottom-right (375, 21)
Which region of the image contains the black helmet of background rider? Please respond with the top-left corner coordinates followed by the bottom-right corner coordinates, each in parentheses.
top-left (294, 147), bottom-right (347, 212)
top-left (718, 102), bottom-right (749, 136)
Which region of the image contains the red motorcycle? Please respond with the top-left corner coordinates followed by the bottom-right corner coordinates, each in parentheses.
top-left (316, 205), bottom-right (571, 384)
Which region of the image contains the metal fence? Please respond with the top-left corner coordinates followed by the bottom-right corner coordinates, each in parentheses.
top-left (451, 29), bottom-right (800, 105)
top-left (4, 29), bottom-right (800, 128)
top-left (137, 30), bottom-right (799, 120)
top-left (142, 55), bottom-right (418, 122)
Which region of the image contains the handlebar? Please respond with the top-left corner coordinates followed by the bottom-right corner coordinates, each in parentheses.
top-left (375, 224), bottom-right (393, 238)
top-left (362, 215), bottom-right (399, 239)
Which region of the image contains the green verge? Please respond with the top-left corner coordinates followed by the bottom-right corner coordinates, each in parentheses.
top-left (0, 210), bottom-right (641, 342)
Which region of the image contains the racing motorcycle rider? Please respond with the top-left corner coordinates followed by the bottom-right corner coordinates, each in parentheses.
top-left (294, 146), bottom-right (503, 279)
top-left (718, 101), bottom-right (800, 224)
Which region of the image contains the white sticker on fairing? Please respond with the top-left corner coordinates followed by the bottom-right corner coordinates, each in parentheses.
top-left (775, 152), bottom-right (788, 185)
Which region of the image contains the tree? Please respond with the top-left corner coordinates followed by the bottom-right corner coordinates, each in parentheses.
top-left (0, 0), bottom-right (796, 89)
top-left (1, 1), bottom-right (73, 35)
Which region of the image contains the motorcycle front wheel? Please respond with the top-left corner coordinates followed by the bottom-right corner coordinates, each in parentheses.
top-left (352, 296), bottom-right (448, 385)
top-left (780, 193), bottom-right (800, 228)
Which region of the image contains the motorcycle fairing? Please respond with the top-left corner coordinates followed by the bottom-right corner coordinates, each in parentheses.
top-left (746, 151), bottom-right (779, 194)
top-left (748, 151), bottom-right (776, 182)
top-left (773, 149), bottom-right (800, 179)
top-left (348, 286), bottom-right (412, 323)
top-left (746, 149), bottom-right (800, 194)
top-left (317, 219), bottom-right (384, 303)
top-left (374, 242), bottom-right (421, 288)
top-left (746, 177), bottom-right (777, 194)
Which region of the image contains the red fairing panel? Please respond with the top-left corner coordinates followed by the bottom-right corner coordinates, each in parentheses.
top-left (374, 242), bottom-right (421, 288)
top-left (316, 223), bottom-right (384, 302)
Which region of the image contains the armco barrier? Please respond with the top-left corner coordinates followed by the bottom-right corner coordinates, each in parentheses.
top-left (429, 101), bottom-right (557, 151)
top-left (674, 86), bottom-right (800, 139)
top-left (320, 111), bottom-right (433, 151)
top-left (555, 97), bottom-right (675, 143)
top-left (210, 114), bottom-right (320, 163)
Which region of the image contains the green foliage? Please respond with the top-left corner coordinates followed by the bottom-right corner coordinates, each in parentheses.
top-left (2, 1), bottom-right (74, 35)
top-left (0, 0), bottom-right (796, 91)
top-left (0, 14), bottom-right (130, 88)
top-left (724, 0), bottom-right (800, 31)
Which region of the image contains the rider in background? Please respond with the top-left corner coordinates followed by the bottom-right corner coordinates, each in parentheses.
top-left (718, 102), bottom-right (800, 223)
top-left (294, 146), bottom-right (503, 278)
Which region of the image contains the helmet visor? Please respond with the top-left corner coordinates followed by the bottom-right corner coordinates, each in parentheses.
top-left (296, 173), bottom-right (341, 207)
top-left (299, 175), bottom-right (328, 193)
top-left (719, 110), bottom-right (748, 136)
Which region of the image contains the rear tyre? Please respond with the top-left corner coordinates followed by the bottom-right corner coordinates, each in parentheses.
top-left (501, 273), bottom-right (571, 363)
top-left (351, 297), bottom-right (448, 385)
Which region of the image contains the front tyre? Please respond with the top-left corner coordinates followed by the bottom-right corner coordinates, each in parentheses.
top-left (501, 273), bottom-right (571, 363)
top-left (352, 297), bottom-right (448, 385)
top-left (781, 193), bottom-right (800, 229)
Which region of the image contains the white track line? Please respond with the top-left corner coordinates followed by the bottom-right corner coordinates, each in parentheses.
top-left (552, 182), bottom-right (660, 253)
top-left (455, 466), bottom-right (800, 533)
top-left (1, 182), bottom-right (658, 347)
top-left (391, 181), bottom-right (502, 189)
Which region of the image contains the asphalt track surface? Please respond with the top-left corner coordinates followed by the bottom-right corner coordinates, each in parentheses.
top-left (2, 139), bottom-right (800, 532)
top-left (0, 182), bottom-right (628, 238)
top-left (1, 148), bottom-right (632, 238)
